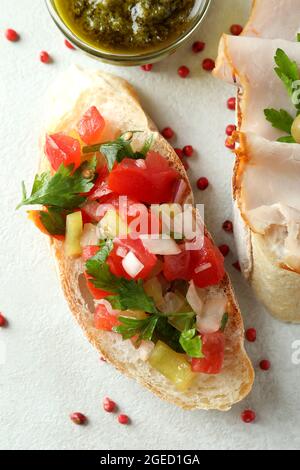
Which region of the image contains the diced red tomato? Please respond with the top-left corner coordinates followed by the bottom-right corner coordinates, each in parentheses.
top-left (88, 182), bottom-right (112, 201)
top-left (84, 164), bottom-right (109, 199)
top-left (163, 236), bottom-right (225, 288)
top-left (94, 303), bottom-right (120, 331)
top-left (192, 237), bottom-right (225, 288)
top-left (82, 194), bottom-right (138, 223)
top-left (27, 210), bottom-right (65, 241)
top-left (45, 133), bottom-right (81, 171)
top-left (191, 331), bottom-right (225, 374)
top-left (145, 151), bottom-right (171, 172)
top-left (77, 106), bottom-right (105, 145)
top-left (163, 244), bottom-right (193, 282)
top-left (108, 152), bottom-right (180, 204)
top-left (107, 238), bottom-right (157, 280)
top-left (80, 209), bottom-right (94, 225)
top-left (84, 272), bottom-right (111, 300)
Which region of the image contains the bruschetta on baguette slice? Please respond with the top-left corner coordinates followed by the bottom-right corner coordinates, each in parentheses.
top-left (214, 33), bottom-right (300, 322)
top-left (18, 66), bottom-right (253, 410)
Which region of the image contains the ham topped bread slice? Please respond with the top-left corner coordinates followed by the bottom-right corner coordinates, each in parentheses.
top-left (243, 0), bottom-right (300, 41)
top-left (18, 67), bottom-right (254, 410)
top-left (214, 4), bottom-right (300, 322)
top-left (214, 35), bottom-right (300, 140)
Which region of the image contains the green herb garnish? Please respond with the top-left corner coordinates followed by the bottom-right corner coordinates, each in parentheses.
top-left (85, 243), bottom-right (157, 313)
top-left (82, 132), bottom-right (153, 171)
top-left (39, 208), bottom-right (69, 236)
top-left (114, 316), bottom-right (159, 345)
top-left (179, 328), bottom-right (203, 358)
top-left (264, 108), bottom-right (294, 134)
top-left (17, 157), bottom-right (97, 210)
top-left (274, 48), bottom-right (300, 99)
top-left (264, 49), bottom-right (300, 141)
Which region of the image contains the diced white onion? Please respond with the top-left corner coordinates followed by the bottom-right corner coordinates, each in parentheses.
top-left (97, 299), bottom-right (120, 317)
top-left (140, 237), bottom-right (181, 255)
top-left (194, 263), bottom-right (212, 274)
top-left (116, 246), bottom-right (128, 258)
top-left (196, 293), bottom-right (227, 334)
top-left (80, 223), bottom-right (99, 247)
top-left (135, 159), bottom-right (147, 169)
top-left (160, 292), bottom-right (185, 314)
top-left (186, 281), bottom-right (204, 314)
top-left (122, 251), bottom-right (144, 278)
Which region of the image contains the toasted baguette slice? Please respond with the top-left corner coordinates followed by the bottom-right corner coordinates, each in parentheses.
top-left (41, 66), bottom-right (253, 410)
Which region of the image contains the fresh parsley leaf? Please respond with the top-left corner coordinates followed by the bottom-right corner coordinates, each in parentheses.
top-left (297, 33), bottom-right (300, 42)
top-left (107, 279), bottom-right (157, 313)
top-left (139, 134), bottom-right (154, 157)
top-left (113, 315), bottom-right (158, 345)
top-left (17, 157), bottom-right (97, 210)
top-left (82, 132), bottom-right (153, 171)
top-left (220, 312), bottom-right (229, 332)
top-left (264, 108), bottom-right (294, 134)
top-left (153, 316), bottom-right (184, 353)
top-left (179, 328), bottom-right (204, 358)
top-left (100, 138), bottom-right (134, 171)
top-left (277, 135), bottom-right (296, 143)
top-left (39, 208), bottom-right (69, 235)
top-left (274, 48), bottom-right (300, 97)
top-left (85, 243), bottom-right (157, 313)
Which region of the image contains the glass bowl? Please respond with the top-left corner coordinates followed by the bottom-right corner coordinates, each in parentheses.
top-left (45, 0), bottom-right (211, 66)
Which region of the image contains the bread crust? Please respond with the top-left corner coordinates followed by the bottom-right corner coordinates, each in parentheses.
top-left (42, 67), bottom-right (254, 410)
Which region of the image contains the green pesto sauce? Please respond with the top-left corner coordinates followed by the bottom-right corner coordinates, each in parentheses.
top-left (55, 0), bottom-right (195, 53)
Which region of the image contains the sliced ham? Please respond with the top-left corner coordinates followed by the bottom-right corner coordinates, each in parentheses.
top-left (243, 0), bottom-right (300, 41)
top-left (213, 35), bottom-right (300, 140)
top-left (236, 132), bottom-right (300, 270)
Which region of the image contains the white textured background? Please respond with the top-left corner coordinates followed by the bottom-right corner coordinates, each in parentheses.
top-left (0, 0), bottom-right (300, 451)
